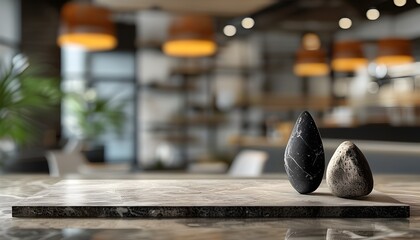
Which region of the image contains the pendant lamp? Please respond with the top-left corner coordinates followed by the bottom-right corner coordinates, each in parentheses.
top-left (163, 15), bottom-right (216, 57)
top-left (375, 38), bottom-right (413, 66)
top-left (332, 41), bottom-right (367, 72)
top-left (58, 2), bottom-right (117, 51)
top-left (294, 33), bottom-right (329, 77)
top-left (294, 49), bottom-right (329, 77)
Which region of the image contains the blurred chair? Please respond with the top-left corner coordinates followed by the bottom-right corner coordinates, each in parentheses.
top-left (228, 150), bottom-right (268, 177)
top-left (46, 140), bottom-right (130, 177)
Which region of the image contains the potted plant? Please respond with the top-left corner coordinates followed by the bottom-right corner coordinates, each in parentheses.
top-left (0, 55), bottom-right (61, 168)
top-left (63, 89), bottom-right (126, 162)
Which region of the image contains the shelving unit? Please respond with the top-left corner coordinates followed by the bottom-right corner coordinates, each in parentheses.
top-left (137, 32), bottom-right (226, 168)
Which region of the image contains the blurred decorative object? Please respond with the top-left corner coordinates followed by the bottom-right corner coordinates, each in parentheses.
top-left (265, 120), bottom-right (293, 142)
top-left (294, 49), bottom-right (329, 77)
top-left (294, 33), bottom-right (329, 77)
top-left (163, 15), bottom-right (216, 57)
top-left (332, 41), bottom-right (367, 72)
top-left (64, 89), bottom-right (126, 163)
top-left (0, 55), bottom-right (61, 145)
top-left (368, 63), bottom-right (388, 79)
top-left (375, 38), bottom-right (414, 66)
top-left (155, 143), bottom-right (183, 168)
top-left (64, 89), bottom-right (126, 141)
top-left (57, 2), bottom-right (117, 51)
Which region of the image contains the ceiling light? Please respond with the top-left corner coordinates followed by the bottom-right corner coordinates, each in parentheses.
top-left (163, 15), bottom-right (217, 57)
top-left (223, 25), bottom-right (236, 37)
top-left (241, 17), bottom-right (255, 29)
top-left (302, 33), bottom-right (321, 50)
top-left (332, 41), bottom-right (368, 72)
top-left (393, 0), bottom-right (406, 7)
top-left (338, 18), bottom-right (352, 29)
top-left (375, 38), bottom-right (414, 66)
top-left (366, 9), bottom-right (380, 20)
top-left (294, 49), bottom-right (329, 77)
top-left (417, 0), bottom-right (420, 4)
top-left (57, 3), bottom-right (117, 51)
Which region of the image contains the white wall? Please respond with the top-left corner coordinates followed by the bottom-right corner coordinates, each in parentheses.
top-left (0, 0), bottom-right (20, 62)
top-left (0, 0), bottom-right (20, 44)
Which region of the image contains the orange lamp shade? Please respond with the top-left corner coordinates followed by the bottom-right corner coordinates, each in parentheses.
top-left (375, 38), bottom-right (414, 66)
top-left (332, 41), bottom-right (367, 72)
top-left (294, 49), bottom-right (329, 77)
top-left (163, 15), bottom-right (216, 57)
top-left (57, 3), bottom-right (117, 51)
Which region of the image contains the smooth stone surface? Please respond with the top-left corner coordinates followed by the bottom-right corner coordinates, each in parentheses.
top-left (12, 179), bottom-right (408, 218)
top-left (284, 111), bottom-right (325, 194)
top-left (2, 174), bottom-right (420, 239)
top-left (327, 141), bottom-right (374, 199)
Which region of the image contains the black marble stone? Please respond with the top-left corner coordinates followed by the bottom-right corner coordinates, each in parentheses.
top-left (327, 141), bottom-right (374, 199)
top-left (12, 205), bottom-right (409, 218)
top-left (284, 111), bottom-right (325, 194)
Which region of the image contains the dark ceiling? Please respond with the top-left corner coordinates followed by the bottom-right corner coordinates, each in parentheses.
top-left (245, 0), bottom-right (420, 32)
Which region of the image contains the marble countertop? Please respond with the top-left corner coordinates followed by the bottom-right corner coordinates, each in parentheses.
top-left (1, 174), bottom-right (420, 239)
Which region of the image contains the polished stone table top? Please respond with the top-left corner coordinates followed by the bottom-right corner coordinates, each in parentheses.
top-left (12, 179), bottom-right (408, 218)
top-left (1, 174), bottom-right (420, 239)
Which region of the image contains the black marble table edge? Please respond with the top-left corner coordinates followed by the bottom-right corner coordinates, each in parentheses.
top-left (12, 205), bottom-right (410, 218)
top-left (9, 179), bottom-right (411, 219)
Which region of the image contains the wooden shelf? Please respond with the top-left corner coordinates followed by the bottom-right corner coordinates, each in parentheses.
top-left (251, 95), bottom-right (348, 111)
top-left (228, 135), bottom-right (288, 148)
top-left (170, 115), bottom-right (226, 126)
top-left (350, 92), bottom-right (420, 108)
top-left (158, 135), bottom-right (199, 144)
top-left (146, 115), bottom-right (226, 130)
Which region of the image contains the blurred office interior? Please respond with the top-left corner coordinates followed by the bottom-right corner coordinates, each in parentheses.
top-left (1, 0), bottom-right (420, 176)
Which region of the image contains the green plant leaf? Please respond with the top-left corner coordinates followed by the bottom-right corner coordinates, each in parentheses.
top-left (0, 59), bottom-right (61, 145)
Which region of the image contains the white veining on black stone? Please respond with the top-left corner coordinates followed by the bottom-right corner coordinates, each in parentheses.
top-left (284, 111), bottom-right (325, 194)
top-left (327, 141), bottom-right (374, 199)
top-left (12, 179), bottom-right (408, 218)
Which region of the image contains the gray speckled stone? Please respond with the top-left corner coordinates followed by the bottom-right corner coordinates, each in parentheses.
top-left (327, 141), bottom-right (374, 199)
top-left (284, 111), bottom-right (325, 194)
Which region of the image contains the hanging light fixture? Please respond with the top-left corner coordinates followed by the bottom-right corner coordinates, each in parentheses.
top-left (163, 15), bottom-right (216, 57)
top-left (294, 49), bottom-right (329, 77)
top-left (57, 2), bottom-right (117, 51)
top-left (294, 33), bottom-right (329, 77)
top-left (332, 41), bottom-right (367, 72)
top-left (375, 38), bottom-right (414, 66)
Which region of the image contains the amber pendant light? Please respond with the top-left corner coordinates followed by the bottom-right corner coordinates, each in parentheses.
top-left (294, 33), bottom-right (329, 77)
top-left (163, 15), bottom-right (216, 57)
top-left (375, 38), bottom-right (414, 66)
top-left (332, 41), bottom-right (367, 72)
top-left (58, 2), bottom-right (117, 51)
